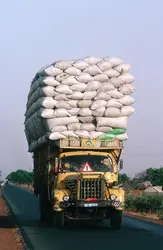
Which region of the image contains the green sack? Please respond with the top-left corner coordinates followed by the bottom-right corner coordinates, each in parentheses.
top-left (98, 133), bottom-right (116, 140)
top-left (112, 128), bottom-right (126, 135)
top-left (98, 128), bottom-right (126, 140)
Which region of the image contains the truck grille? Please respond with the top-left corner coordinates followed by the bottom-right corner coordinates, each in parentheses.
top-left (80, 178), bottom-right (102, 200)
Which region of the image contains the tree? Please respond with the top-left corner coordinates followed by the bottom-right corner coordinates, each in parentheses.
top-left (7, 169), bottom-right (34, 184)
top-left (118, 173), bottom-right (130, 184)
top-left (144, 167), bottom-right (163, 186)
top-left (132, 167), bottom-right (163, 187)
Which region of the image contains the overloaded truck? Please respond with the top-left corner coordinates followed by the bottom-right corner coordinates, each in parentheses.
top-left (33, 138), bottom-right (124, 229)
top-left (25, 56), bottom-right (135, 230)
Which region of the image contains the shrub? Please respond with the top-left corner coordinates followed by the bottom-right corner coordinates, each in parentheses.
top-left (125, 193), bottom-right (163, 213)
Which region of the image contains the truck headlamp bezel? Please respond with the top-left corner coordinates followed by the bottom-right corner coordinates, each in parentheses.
top-left (63, 195), bottom-right (69, 201)
top-left (110, 194), bottom-right (117, 201)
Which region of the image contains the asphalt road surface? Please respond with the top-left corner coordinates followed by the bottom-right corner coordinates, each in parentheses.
top-left (2, 184), bottom-right (163, 250)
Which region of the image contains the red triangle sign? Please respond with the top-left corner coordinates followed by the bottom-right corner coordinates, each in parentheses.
top-left (81, 162), bottom-right (93, 172)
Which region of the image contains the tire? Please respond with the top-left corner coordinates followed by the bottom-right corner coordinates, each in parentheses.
top-left (54, 211), bottom-right (64, 229)
top-left (110, 210), bottom-right (123, 230)
top-left (39, 194), bottom-right (53, 224)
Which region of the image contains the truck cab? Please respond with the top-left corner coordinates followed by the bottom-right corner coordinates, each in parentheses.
top-left (33, 138), bottom-right (124, 230)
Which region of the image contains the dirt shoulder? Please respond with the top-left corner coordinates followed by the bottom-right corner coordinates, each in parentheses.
top-left (0, 190), bottom-right (25, 250)
top-left (124, 211), bottom-right (163, 226)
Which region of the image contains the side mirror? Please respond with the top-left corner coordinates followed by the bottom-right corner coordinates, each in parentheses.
top-left (119, 159), bottom-right (123, 170)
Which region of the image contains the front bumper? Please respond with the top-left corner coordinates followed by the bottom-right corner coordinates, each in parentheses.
top-left (60, 200), bottom-right (122, 208)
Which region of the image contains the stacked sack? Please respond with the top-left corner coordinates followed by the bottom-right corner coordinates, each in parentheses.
top-left (24, 56), bottom-right (136, 152)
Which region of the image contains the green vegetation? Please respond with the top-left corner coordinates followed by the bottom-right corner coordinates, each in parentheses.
top-left (119, 167), bottom-right (163, 187)
top-left (125, 193), bottom-right (163, 219)
top-left (7, 169), bottom-right (34, 184)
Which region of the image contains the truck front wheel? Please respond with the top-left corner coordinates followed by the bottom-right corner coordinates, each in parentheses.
top-left (54, 211), bottom-right (64, 228)
top-left (110, 210), bottom-right (123, 230)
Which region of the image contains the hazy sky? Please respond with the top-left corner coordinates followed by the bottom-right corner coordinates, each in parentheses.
top-left (0, 0), bottom-right (163, 178)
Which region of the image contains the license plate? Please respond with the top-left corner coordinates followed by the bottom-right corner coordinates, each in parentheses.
top-left (84, 203), bottom-right (98, 207)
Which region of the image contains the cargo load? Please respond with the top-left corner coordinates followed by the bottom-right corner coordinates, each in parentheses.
top-left (24, 56), bottom-right (135, 152)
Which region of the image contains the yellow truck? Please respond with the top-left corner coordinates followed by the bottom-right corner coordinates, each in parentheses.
top-left (33, 138), bottom-right (124, 230)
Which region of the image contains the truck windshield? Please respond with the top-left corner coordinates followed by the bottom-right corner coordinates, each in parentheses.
top-left (60, 155), bottom-right (113, 173)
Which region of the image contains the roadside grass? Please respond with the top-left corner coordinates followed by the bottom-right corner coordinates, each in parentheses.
top-left (125, 193), bottom-right (163, 220)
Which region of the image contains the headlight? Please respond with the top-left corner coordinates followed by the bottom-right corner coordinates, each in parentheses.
top-left (110, 194), bottom-right (117, 201)
top-left (63, 195), bottom-right (69, 201)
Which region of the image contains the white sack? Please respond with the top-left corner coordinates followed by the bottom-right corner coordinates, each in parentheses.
top-left (55, 60), bottom-right (74, 70)
top-left (115, 133), bottom-right (129, 141)
top-left (43, 76), bottom-right (60, 86)
top-left (49, 132), bottom-right (66, 140)
top-left (92, 107), bottom-right (105, 117)
top-left (114, 64), bottom-right (131, 73)
top-left (62, 76), bottom-right (80, 85)
top-left (83, 65), bottom-right (102, 76)
top-left (53, 109), bottom-right (71, 117)
top-left (110, 78), bottom-right (125, 88)
top-left (41, 86), bottom-right (57, 97)
top-left (65, 67), bottom-right (81, 76)
top-left (68, 108), bottom-right (80, 116)
top-left (89, 131), bottom-right (104, 139)
top-left (51, 126), bottom-right (67, 132)
top-left (73, 60), bottom-right (88, 70)
top-left (94, 92), bottom-right (111, 101)
top-left (118, 73), bottom-right (135, 84)
top-left (105, 107), bottom-right (121, 117)
top-left (91, 100), bottom-right (107, 110)
top-left (27, 86), bottom-right (58, 108)
top-left (43, 66), bottom-right (62, 77)
top-left (81, 123), bottom-right (95, 131)
top-left (97, 116), bottom-right (128, 129)
top-left (86, 81), bottom-right (101, 91)
top-left (79, 108), bottom-right (92, 116)
top-left (68, 123), bottom-right (81, 131)
top-left (25, 97), bottom-right (57, 118)
top-left (70, 83), bottom-right (87, 92)
top-left (29, 77), bottom-right (60, 97)
top-left (46, 116), bottom-right (79, 129)
top-left (75, 130), bottom-right (90, 138)
top-left (54, 94), bottom-right (68, 101)
top-left (118, 95), bottom-right (135, 106)
top-left (55, 85), bottom-right (73, 95)
top-left (83, 91), bottom-right (97, 100)
top-left (105, 57), bottom-right (123, 66)
top-left (103, 69), bottom-right (120, 77)
top-left (79, 116), bottom-right (94, 123)
top-left (121, 106), bottom-right (135, 116)
top-left (39, 109), bottom-right (55, 119)
top-left (107, 89), bottom-right (123, 99)
top-left (39, 108), bottom-right (71, 118)
top-left (96, 126), bottom-right (113, 133)
top-left (84, 56), bottom-right (102, 64)
top-left (68, 100), bottom-right (78, 108)
top-left (119, 84), bottom-right (136, 95)
top-left (55, 101), bottom-right (71, 109)
top-left (98, 82), bottom-right (114, 92)
top-left (97, 61), bottom-right (112, 71)
top-left (56, 73), bottom-right (69, 82)
top-left (76, 73), bottom-right (93, 83)
top-left (94, 74), bottom-right (108, 82)
top-left (78, 100), bottom-right (92, 108)
top-left (68, 92), bottom-right (84, 100)
top-left (106, 99), bottom-right (123, 108)
top-left (61, 131), bottom-right (79, 138)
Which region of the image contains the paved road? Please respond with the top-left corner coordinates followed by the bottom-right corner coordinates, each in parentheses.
top-left (2, 184), bottom-right (163, 250)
